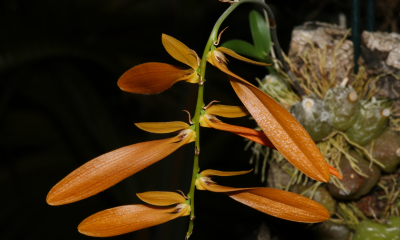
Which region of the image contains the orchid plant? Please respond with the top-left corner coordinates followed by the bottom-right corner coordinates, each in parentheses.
top-left (46, 0), bottom-right (342, 239)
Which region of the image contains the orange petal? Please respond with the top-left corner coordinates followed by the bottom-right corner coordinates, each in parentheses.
top-left (216, 47), bottom-right (269, 66)
top-left (137, 191), bottom-right (186, 206)
top-left (209, 56), bottom-right (330, 182)
top-left (202, 116), bottom-right (275, 149)
top-left (78, 204), bottom-right (184, 237)
top-left (162, 34), bottom-right (199, 70)
top-left (229, 76), bottom-right (330, 183)
top-left (226, 188), bottom-right (330, 223)
top-left (47, 134), bottom-right (193, 205)
top-left (135, 121), bottom-right (190, 134)
top-left (200, 169), bottom-right (252, 177)
top-left (197, 180), bottom-right (251, 192)
top-left (328, 164), bottom-right (342, 179)
top-left (117, 62), bottom-right (195, 94)
top-left (206, 104), bottom-right (249, 118)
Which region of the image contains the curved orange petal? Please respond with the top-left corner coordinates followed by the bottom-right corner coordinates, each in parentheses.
top-left (229, 76), bottom-right (330, 182)
top-left (135, 121), bottom-right (190, 134)
top-left (137, 192), bottom-right (186, 206)
top-left (198, 180), bottom-right (251, 192)
top-left (328, 164), bottom-right (342, 179)
top-left (209, 55), bottom-right (330, 182)
top-left (200, 169), bottom-right (252, 177)
top-left (117, 62), bottom-right (195, 94)
top-left (78, 204), bottom-right (184, 237)
top-left (162, 34), bottom-right (199, 70)
top-left (216, 47), bottom-right (269, 66)
top-left (203, 116), bottom-right (275, 149)
top-left (206, 104), bottom-right (249, 118)
top-left (47, 134), bottom-right (193, 205)
top-left (226, 188), bottom-right (330, 223)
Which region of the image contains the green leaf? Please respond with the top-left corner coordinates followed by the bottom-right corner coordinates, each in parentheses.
top-left (220, 39), bottom-right (262, 60)
top-left (249, 10), bottom-right (271, 57)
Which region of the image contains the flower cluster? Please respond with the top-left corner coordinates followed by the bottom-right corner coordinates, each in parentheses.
top-left (46, 33), bottom-right (341, 238)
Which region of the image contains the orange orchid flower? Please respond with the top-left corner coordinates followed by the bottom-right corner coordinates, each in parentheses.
top-left (78, 191), bottom-right (190, 237)
top-left (206, 47), bottom-right (337, 183)
top-left (195, 169), bottom-right (330, 223)
top-left (200, 104), bottom-right (275, 149)
top-left (117, 34), bottom-right (200, 94)
top-left (46, 121), bottom-right (195, 206)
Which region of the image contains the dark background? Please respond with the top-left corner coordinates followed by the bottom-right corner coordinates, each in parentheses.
top-left (1, 0), bottom-right (398, 239)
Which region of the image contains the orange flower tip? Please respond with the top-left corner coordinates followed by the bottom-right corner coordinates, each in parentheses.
top-left (46, 188), bottom-right (71, 206)
top-left (328, 164), bottom-right (342, 180)
top-left (46, 193), bottom-right (57, 206)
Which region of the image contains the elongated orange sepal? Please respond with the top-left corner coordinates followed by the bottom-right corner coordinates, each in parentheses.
top-left (328, 164), bottom-right (342, 179)
top-left (229, 76), bottom-right (330, 182)
top-left (226, 188), bottom-right (330, 223)
top-left (202, 116), bottom-right (275, 149)
top-left (200, 169), bottom-right (252, 177)
top-left (216, 47), bottom-right (269, 66)
top-left (47, 134), bottom-right (193, 205)
top-left (197, 181), bottom-right (250, 192)
top-left (196, 169), bottom-right (252, 192)
top-left (162, 34), bottom-right (199, 70)
top-left (135, 121), bottom-right (190, 134)
top-left (206, 104), bottom-right (249, 118)
top-left (137, 192), bottom-right (186, 206)
top-left (118, 62), bottom-right (195, 94)
top-left (78, 205), bottom-right (183, 237)
top-left (209, 51), bottom-right (330, 182)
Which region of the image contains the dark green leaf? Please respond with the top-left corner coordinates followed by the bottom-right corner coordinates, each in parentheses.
top-left (249, 10), bottom-right (271, 57)
top-left (221, 39), bottom-right (262, 60)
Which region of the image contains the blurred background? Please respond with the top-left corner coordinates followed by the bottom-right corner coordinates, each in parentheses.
top-left (1, 0), bottom-right (399, 239)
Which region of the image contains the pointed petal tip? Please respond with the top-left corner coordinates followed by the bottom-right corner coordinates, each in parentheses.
top-left (328, 164), bottom-right (342, 180)
top-left (46, 194), bottom-right (57, 206)
top-left (46, 186), bottom-right (76, 206)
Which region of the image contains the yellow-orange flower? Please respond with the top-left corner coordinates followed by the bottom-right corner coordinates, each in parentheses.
top-left (200, 104), bottom-right (275, 149)
top-left (46, 121), bottom-right (195, 206)
top-left (196, 169), bottom-right (330, 223)
top-left (207, 47), bottom-right (335, 183)
top-left (78, 191), bottom-right (190, 237)
top-left (117, 34), bottom-right (200, 94)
